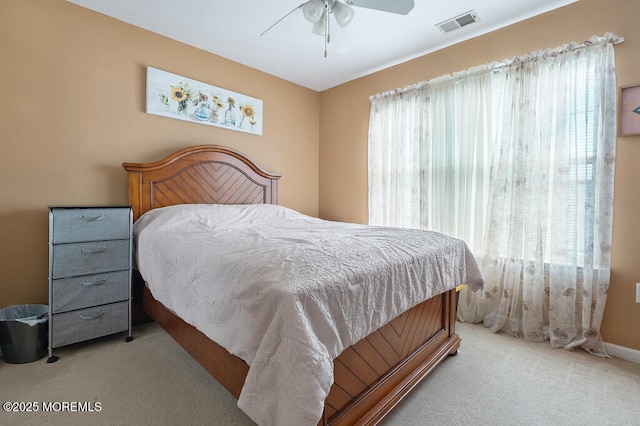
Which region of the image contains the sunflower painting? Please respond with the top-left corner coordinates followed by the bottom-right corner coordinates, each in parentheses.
top-left (146, 66), bottom-right (263, 135)
top-left (239, 104), bottom-right (257, 130)
top-left (169, 82), bottom-right (193, 114)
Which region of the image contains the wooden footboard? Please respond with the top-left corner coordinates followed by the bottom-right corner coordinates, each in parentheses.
top-left (325, 289), bottom-right (459, 425)
top-left (142, 285), bottom-right (459, 425)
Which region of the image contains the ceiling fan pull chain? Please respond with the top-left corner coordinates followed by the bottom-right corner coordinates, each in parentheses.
top-left (324, 35), bottom-right (328, 58)
top-left (324, 4), bottom-right (329, 57)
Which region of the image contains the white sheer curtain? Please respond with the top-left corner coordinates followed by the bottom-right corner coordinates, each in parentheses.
top-left (368, 34), bottom-right (620, 355)
top-left (369, 86), bottom-right (429, 229)
top-left (369, 69), bottom-right (491, 251)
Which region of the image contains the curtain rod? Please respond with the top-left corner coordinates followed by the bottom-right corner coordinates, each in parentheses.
top-left (370, 33), bottom-right (624, 102)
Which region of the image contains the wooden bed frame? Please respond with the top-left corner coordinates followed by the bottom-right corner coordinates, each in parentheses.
top-left (123, 144), bottom-right (461, 425)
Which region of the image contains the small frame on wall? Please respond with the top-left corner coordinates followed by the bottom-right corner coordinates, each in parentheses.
top-left (146, 67), bottom-right (263, 136)
top-left (618, 83), bottom-right (640, 136)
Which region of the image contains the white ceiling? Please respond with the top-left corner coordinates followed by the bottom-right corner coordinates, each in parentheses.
top-left (67, 0), bottom-right (577, 92)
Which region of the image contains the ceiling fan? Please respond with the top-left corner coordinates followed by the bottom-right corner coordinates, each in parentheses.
top-left (261, 0), bottom-right (415, 57)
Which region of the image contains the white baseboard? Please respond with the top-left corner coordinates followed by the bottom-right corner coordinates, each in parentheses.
top-left (604, 342), bottom-right (640, 364)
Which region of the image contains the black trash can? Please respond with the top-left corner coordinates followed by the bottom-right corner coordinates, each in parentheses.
top-left (0, 304), bottom-right (48, 364)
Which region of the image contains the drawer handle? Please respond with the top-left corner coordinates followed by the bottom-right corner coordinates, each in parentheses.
top-left (81, 214), bottom-right (107, 221)
top-left (80, 279), bottom-right (106, 287)
top-left (79, 312), bottom-right (105, 320)
top-left (80, 247), bottom-right (106, 254)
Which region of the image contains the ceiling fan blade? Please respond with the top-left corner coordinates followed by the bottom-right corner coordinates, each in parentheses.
top-left (347, 0), bottom-right (414, 15)
top-left (260, 3), bottom-right (304, 37)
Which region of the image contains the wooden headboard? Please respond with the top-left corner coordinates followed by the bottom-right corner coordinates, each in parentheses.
top-left (122, 145), bottom-right (282, 221)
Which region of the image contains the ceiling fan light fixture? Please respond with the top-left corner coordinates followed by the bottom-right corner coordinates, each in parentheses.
top-left (303, 0), bottom-right (325, 23)
top-left (332, 1), bottom-right (354, 27)
top-left (311, 15), bottom-right (327, 36)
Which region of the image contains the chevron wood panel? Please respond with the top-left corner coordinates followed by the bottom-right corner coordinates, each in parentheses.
top-left (150, 163), bottom-right (266, 209)
top-left (325, 295), bottom-right (445, 418)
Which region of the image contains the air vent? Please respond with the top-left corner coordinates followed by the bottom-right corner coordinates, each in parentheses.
top-left (436, 10), bottom-right (480, 34)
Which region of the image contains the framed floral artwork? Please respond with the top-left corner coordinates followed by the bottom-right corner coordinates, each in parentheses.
top-left (146, 67), bottom-right (263, 135)
top-left (618, 83), bottom-right (640, 137)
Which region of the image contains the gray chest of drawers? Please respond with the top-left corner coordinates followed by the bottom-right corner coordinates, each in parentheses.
top-left (47, 206), bottom-right (133, 362)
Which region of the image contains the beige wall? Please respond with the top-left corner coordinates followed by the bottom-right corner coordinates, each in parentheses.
top-left (0, 0), bottom-right (319, 307)
top-left (319, 0), bottom-right (640, 351)
top-left (3, 0), bottom-right (639, 352)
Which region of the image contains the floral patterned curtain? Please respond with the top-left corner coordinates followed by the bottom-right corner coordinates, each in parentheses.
top-left (369, 34), bottom-right (621, 355)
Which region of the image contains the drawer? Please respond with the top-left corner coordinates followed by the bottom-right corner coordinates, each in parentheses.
top-left (52, 239), bottom-right (130, 279)
top-left (51, 302), bottom-right (129, 348)
top-left (52, 270), bottom-right (129, 314)
top-left (51, 207), bottom-right (131, 243)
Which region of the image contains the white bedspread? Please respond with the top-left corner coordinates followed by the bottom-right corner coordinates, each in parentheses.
top-left (134, 204), bottom-right (483, 426)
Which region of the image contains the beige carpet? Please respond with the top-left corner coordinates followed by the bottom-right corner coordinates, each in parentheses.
top-left (1, 321), bottom-right (639, 425)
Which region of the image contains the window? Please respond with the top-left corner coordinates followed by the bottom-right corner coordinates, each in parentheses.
top-left (368, 34), bottom-right (620, 354)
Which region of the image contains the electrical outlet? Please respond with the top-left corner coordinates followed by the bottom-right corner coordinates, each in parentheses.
top-left (637, 283), bottom-right (640, 304)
